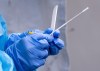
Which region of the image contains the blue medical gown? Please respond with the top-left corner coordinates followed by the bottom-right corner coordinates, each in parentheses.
top-left (0, 51), bottom-right (16, 71)
top-left (0, 15), bottom-right (16, 71)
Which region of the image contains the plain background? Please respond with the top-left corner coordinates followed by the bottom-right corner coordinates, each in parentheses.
top-left (66, 0), bottom-right (100, 71)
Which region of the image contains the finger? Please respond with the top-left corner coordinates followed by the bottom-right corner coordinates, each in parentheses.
top-left (19, 30), bottom-right (33, 38)
top-left (27, 46), bottom-right (48, 59)
top-left (44, 28), bottom-right (53, 34)
top-left (34, 29), bottom-right (43, 33)
top-left (53, 30), bottom-right (60, 38)
top-left (43, 34), bottom-right (53, 42)
top-left (31, 33), bottom-right (53, 42)
top-left (38, 50), bottom-right (48, 59)
top-left (38, 39), bottom-right (49, 50)
top-left (33, 59), bottom-right (45, 69)
top-left (53, 38), bottom-right (64, 50)
top-left (49, 42), bottom-right (59, 55)
top-left (19, 29), bottom-right (43, 38)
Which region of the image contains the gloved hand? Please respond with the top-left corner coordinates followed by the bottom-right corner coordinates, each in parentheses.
top-left (4, 31), bottom-right (30, 50)
top-left (5, 31), bottom-right (52, 71)
top-left (5, 28), bottom-right (64, 71)
top-left (4, 30), bottom-right (43, 50)
top-left (44, 28), bottom-right (64, 55)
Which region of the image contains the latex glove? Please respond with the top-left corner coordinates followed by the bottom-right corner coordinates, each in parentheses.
top-left (5, 32), bottom-right (53, 71)
top-left (44, 28), bottom-right (64, 55)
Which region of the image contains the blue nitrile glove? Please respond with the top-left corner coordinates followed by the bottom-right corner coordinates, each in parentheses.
top-left (4, 30), bottom-right (30, 50)
top-left (5, 32), bottom-right (53, 71)
top-left (44, 28), bottom-right (64, 55)
top-left (5, 28), bottom-right (64, 55)
top-left (4, 30), bottom-right (42, 50)
top-left (6, 28), bottom-right (64, 71)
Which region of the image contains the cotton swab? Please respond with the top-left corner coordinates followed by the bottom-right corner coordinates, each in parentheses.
top-left (51, 5), bottom-right (58, 31)
top-left (51, 7), bottom-right (89, 34)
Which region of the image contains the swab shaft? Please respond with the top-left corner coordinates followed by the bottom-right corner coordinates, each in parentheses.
top-left (51, 5), bottom-right (58, 30)
top-left (55, 7), bottom-right (89, 31)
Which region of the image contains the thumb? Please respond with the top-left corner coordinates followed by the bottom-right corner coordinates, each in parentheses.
top-left (31, 33), bottom-right (53, 42)
top-left (44, 28), bottom-right (53, 34)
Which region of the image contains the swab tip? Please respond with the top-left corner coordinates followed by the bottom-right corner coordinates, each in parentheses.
top-left (82, 7), bottom-right (89, 12)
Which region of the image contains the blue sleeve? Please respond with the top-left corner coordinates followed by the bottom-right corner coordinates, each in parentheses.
top-left (0, 50), bottom-right (16, 71)
top-left (0, 15), bottom-right (8, 51)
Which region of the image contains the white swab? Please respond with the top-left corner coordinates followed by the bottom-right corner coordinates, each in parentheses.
top-left (51, 7), bottom-right (89, 34)
top-left (51, 5), bottom-right (58, 31)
